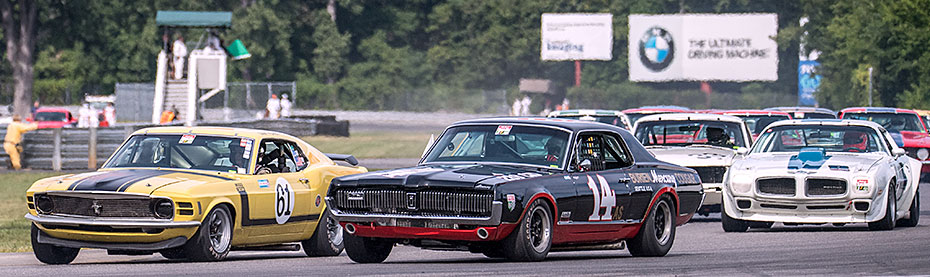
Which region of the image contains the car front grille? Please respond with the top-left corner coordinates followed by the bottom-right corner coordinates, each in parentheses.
top-left (806, 178), bottom-right (847, 196)
top-left (333, 188), bottom-right (494, 217)
top-left (36, 194), bottom-right (156, 218)
top-left (757, 178), bottom-right (796, 196)
top-left (691, 166), bottom-right (727, 183)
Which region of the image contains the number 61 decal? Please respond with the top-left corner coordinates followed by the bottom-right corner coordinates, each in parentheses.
top-left (587, 174), bottom-right (616, 221)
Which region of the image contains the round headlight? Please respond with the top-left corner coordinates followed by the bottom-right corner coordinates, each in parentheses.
top-left (729, 174), bottom-right (754, 195)
top-left (152, 199), bottom-right (174, 219)
top-left (34, 194), bottom-right (54, 214)
top-left (917, 148), bottom-right (929, 160)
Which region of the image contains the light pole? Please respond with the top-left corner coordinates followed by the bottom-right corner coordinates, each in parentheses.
top-left (867, 66), bottom-right (873, 107)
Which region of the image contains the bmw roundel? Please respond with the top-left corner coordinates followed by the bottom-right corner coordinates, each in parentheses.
top-left (638, 26), bottom-right (675, 72)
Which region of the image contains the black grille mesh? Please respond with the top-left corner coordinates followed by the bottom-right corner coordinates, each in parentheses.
top-left (334, 189), bottom-right (493, 217)
top-left (806, 179), bottom-right (847, 196)
top-left (757, 178), bottom-right (796, 196)
top-left (39, 195), bottom-right (155, 218)
top-left (691, 166), bottom-right (727, 183)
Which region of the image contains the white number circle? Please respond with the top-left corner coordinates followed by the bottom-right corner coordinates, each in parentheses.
top-left (274, 177), bottom-right (295, 224)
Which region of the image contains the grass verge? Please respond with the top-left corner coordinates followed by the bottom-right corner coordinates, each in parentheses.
top-left (0, 171), bottom-right (68, 252)
top-left (302, 131), bottom-right (434, 159)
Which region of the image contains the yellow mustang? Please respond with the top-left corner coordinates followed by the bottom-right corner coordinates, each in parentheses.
top-left (24, 126), bottom-right (366, 264)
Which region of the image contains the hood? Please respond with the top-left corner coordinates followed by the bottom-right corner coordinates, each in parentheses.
top-left (645, 145), bottom-right (736, 167)
top-left (896, 131), bottom-right (930, 147)
top-left (332, 164), bottom-right (551, 189)
top-left (41, 168), bottom-right (234, 195)
top-left (733, 152), bottom-right (884, 174)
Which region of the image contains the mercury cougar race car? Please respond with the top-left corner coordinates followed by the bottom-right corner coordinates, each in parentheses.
top-left (722, 119), bottom-right (920, 232)
top-left (839, 107), bottom-right (930, 180)
top-left (547, 109), bottom-right (633, 130)
top-left (327, 118), bottom-right (703, 263)
top-left (25, 127), bottom-right (366, 264)
top-left (633, 113), bottom-right (753, 216)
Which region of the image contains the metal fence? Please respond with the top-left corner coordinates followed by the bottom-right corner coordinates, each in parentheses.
top-left (203, 82), bottom-right (297, 111)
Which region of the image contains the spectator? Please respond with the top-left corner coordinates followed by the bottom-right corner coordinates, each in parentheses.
top-left (77, 103), bottom-right (92, 128)
top-left (520, 95), bottom-right (532, 116)
top-left (265, 94), bottom-right (281, 119)
top-left (104, 102), bottom-right (116, 126)
top-left (31, 100), bottom-right (39, 118)
top-left (160, 105), bottom-right (178, 124)
top-left (172, 34), bottom-right (187, 79)
top-left (279, 93), bottom-right (292, 118)
top-left (4, 115), bottom-right (38, 170)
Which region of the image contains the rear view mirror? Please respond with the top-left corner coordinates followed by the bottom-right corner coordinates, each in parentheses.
top-left (892, 148), bottom-right (906, 157)
top-left (736, 147), bottom-right (749, 155)
top-left (678, 125), bottom-right (701, 132)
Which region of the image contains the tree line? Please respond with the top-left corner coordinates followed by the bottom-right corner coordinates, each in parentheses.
top-left (0, 0), bottom-right (927, 116)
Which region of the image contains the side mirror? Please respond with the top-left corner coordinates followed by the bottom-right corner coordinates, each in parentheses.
top-left (579, 159), bottom-right (593, 172)
top-left (892, 148), bottom-right (906, 157)
top-left (736, 147), bottom-right (749, 155)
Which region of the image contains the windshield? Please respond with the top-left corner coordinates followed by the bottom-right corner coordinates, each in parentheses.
top-left (731, 115), bottom-right (790, 135)
top-left (751, 125), bottom-right (886, 154)
top-left (34, 112), bottom-right (68, 122)
top-left (554, 115), bottom-right (629, 129)
top-left (104, 134), bottom-right (253, 173)
top-left (842, 113), bottom-right (926, 132)
top-left (423, 125), bottom-right (571, 168)
top-left (634, 120), bottom-right (747, 148)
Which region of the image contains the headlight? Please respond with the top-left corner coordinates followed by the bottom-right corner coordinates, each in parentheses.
top-left (34, 194), bottom-right (54, 214)
top-left (152, 199), bottom-right (174, 219)
top-left (729, 174), bottom-right (754, 195)
top-left (918, 148), bottom-right (929, 160)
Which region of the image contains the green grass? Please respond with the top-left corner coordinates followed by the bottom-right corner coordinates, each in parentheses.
top-left (0, 171), bottom-right (69, 252)
top-left (302, 131), bottom-right (434, 159)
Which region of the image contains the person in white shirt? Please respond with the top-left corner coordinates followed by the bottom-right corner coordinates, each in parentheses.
top-left (172, 35), bottom-right (188, 79)
top-left (104, 102), bottom-right (116, 126)
top-left (265, 94), bottom-right (281, 119)
top-left (279, 93), bottom-right (292, 118)
top-left (520, 95), bottom-right (532, 116)
top-left (77, 103), bottom-right (92, 128)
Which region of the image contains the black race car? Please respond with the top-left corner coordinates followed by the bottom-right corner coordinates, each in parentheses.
top-left (327, 117), bottom-right (704, 263)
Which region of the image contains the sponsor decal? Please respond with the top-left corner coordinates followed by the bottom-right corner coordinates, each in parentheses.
top-left (507, 194), bottom-right (516, 211)
top-left (651, 170), bottom-right (677, 185)
top-left (258, 179), bottom-right (269, 188)
top-left (179, 134), bottom-right (196, 144)
top-left (586, 174), bottom-right (617, 221)
top-left (274, 177), bottom-right (295, 224)
top-left (627, 171), bottom-right (677, 185)
top-left (560, 211), bottom-right (572, 219)
top-left (378, 167), bottom-right (444, 178)
top-left (347, 191), bottom-right (364, 201)
top-left (638, 26), bottom-right (675, 72)
top-left (634, 185), bottom-right (654, 192)
top-left (315, 195), bottom-right (322, 207)
top-left (494, 172), bottom-right (543, 181)
top-left (495, 125), bottom-right (513, 135)
top-left (237, 167), bottom-right (246, 174)
top-left (242, 139), bottom-right (253, 159)
top-left (856, 179), bottom-right (869, 192)
top-left (629, 173), bottom-right (652, 183)
top-left (674, 173), bottom-right (699, 184)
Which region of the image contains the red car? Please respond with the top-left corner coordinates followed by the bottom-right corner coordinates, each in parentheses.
top-left (623, 106), bottom-right (690, 125)
top-left (28, 108), bottom-right (77, 129)
top-left (713, 110), bottom-right (793, 140)
top-left (839, 107), bottom-right (930, 178)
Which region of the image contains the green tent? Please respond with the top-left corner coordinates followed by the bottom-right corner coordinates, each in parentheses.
top-left (156, 11), bottom-right (232, 28)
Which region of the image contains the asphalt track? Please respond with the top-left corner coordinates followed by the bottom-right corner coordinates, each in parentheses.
top-left (0, 185), bottom-right (927, 276)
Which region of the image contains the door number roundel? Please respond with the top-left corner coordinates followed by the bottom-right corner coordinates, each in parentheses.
top-left (275, 177), bottom-right (295, 224)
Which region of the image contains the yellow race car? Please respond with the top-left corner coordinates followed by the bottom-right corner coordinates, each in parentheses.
top-left (25, 126), bottom-right (366, 264)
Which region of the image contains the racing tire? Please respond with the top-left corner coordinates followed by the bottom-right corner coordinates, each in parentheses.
top-left (868, 186), bottom-right (896, 231)
top-left (159, 247), bottom-right (187, 260)
top-left (343, 230), bottom-right (393, 263)
top-left (721, 201), bottom-right (749, 232)
top-left (302, 209), bottom-right (345, 256)
top-left (628, 196), bottom-right (676, 257)
top-left (501, 199), bottom-right (552, 262)
top-left (31, 223), bottom-right (79, 265)
top-left (897, 191), bottom-right (919, 227)
top-left (184, 205), bottom-right (233, 261)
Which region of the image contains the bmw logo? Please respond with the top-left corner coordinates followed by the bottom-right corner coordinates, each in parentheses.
top-left (638, 26), bottom-right (675, 72)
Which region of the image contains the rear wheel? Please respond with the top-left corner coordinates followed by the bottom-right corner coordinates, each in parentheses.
top-left (343, 229), bottom-right (393, 263)
top-left (501, 199), bottom-right (552, 262)
top-left (721, 201), bottom-right (749, 232)
top-left (31, 224), bottom-right (79, 264)
top-left (897, 191), bottom-right (919, 227)
top-left (629, 196), bottom-right (676, 257)
top-left (302, 209), bottom-right (345, 256)
top-left (868, 186), bottom-right (896, 231)
top-left (184, 206), bottom-right (233, 261)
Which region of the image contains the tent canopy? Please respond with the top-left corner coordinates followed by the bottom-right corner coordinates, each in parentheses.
top-left (156, 11), bottom-right (232, 28)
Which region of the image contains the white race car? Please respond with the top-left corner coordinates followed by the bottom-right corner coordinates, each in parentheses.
top-left (633, 113), bottom-right (754, 215)
top-left (723, 119), bottom-right (921, 232)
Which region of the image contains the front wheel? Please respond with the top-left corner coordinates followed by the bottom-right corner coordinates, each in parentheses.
top-left (628, 196), bottom-right (676, 257)
top-left (721, 200), bottom-right (749, 232)
top-left (343, 229), bottom-right (393, 263)
top-left (501, 199), bottom-right (552, 262)
top-left (302, 209), bottom-right (345, 256)
top-left (31, 224), bottom-right (79, 264)
top-left (184, 205), bottom-right (233, 261)
top-left (898, 191), bottom-right (919, 227)
top-left (869, 186), bottom-right (897, 231)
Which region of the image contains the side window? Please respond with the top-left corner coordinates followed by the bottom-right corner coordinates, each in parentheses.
top-left (284, 141), bottom-right (309, 171)
top-left (256, 140), bottom-right (300, 174)
top-left (603, 134), bottom-right (633, 169)
top-left (575, 134), bottom-right (606, 171)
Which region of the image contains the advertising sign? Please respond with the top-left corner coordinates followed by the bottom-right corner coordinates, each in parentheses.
top-left (628, 14), bottom-right (778, 81)
top-left (798, 60), bottom-right (821, 106)
top-left (541, 13), bottom-right (613, 61)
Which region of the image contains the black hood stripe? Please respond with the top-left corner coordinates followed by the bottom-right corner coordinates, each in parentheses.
top-left (68, 169), bottom-right (233, 192)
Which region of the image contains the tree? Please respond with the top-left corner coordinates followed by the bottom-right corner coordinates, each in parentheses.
top-left (0, 0), bottom-right (37, 117)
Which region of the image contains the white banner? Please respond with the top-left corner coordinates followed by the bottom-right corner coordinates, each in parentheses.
top-left (541, 13), bottom-right (613, 61)
top-left (628, 14), bottom-right (778, 82)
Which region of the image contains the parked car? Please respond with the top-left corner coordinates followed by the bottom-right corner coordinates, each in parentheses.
top-left (765, 106), bottom-right (836, 119)
top-left (28, 108), bottom-right (77, 129)
top-left (713, 109), bottom-right (793, 141)
top-left (722, 119), bottom-right (920, 231)
top-left (839, 107), bottom-right (930, 180)
top-left (25, 126), bottom-right (366, 264)
top-left (623, 106), bottom-right (690, 125)
top-left (328, 117), bottom-right (703, 263)
top-left (633, 113), bottom-right (753, 216)
top-left (547, 109), bottom-right (633, 130)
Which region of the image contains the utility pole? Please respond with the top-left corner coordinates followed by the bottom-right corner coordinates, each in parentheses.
top-left (867, 66), bottom-right (873, 107)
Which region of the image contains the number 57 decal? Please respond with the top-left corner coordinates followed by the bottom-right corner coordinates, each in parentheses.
top-left (586, 174), bottom-right (616, 221)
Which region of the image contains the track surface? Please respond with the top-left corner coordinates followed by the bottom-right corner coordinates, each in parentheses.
top-left (1, 185), bottom-right (927, 276)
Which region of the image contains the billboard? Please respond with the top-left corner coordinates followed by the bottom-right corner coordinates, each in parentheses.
top-left (628, 14), bottom-right (778, 82)
top-left (798, 60), bottom-right (821, 106)
top-left (541, 13), bottom-right (613, 61)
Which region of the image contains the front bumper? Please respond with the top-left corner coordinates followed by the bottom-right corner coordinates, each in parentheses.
top-left (330, 201), bottom-right (503, 226)
top-left (27, 214), bottom-right (200, 244)
top-left (26, 214), bottom-right (201, 229)
top-left (723, 193), bottom-right (885, 224)
top-left (36, 229), bottom-right (187, 251)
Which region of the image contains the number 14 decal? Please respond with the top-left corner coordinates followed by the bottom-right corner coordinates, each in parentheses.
top-left (587, 174), bottom-right (616, 221)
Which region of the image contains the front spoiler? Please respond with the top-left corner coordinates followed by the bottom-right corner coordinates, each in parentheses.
top-left (330, 201), bottom-right (503, 226)
top-left (26, 214), bottom-right (201, 229)
top-left (36, 229), bottom-right (187, 251)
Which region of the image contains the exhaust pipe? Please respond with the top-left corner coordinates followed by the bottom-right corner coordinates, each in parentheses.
top-left (476, 228), bottom-right (489, 240)
top-left (345, 223), bottom-right (357, 234)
